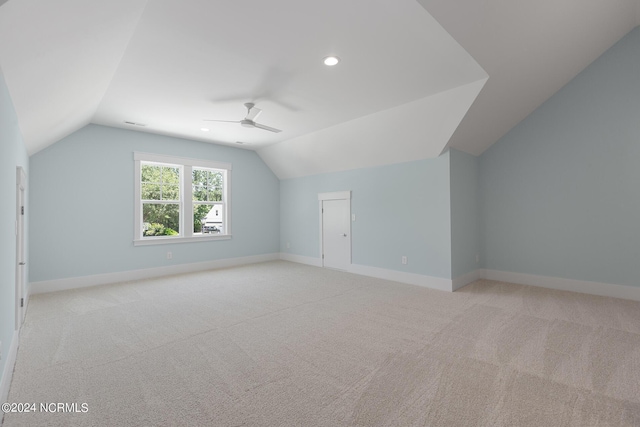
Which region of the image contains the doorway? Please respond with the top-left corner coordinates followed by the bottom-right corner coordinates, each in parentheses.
top-left (319, 191), bottom-right (351, 271)
top-left (15, 167), bottom-right (26, 329)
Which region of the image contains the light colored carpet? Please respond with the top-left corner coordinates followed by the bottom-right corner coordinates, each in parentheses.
top-left (3, 261), bottom-right (640, 426)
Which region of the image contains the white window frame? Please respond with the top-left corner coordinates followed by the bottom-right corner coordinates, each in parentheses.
top-left (134, 152), bottom-right (232, 246)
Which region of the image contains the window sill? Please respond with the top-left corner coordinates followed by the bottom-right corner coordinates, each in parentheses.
top-left (133, 234), bottom-right (232, 246)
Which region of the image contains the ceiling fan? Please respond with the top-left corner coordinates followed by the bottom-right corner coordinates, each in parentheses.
top-left (204, 102), bottom-right (282, 133)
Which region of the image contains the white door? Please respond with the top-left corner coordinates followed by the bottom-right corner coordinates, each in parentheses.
top-left (322, 199), bottom-right (351, 270)
top-left (16, 167), bottom-right (26, 328)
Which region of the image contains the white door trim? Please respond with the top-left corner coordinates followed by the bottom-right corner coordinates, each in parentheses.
top-left (15, 166), bottom-right (27, 329)
top-left (318, 191), bottom-right (351, 270)
top-left (318, 191), bottom-right (351, 201)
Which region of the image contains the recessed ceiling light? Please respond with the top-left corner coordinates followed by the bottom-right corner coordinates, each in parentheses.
top-left (200, 128), bottom-right (210, 132)
top-left (323, 56), bottom-right (340, 66)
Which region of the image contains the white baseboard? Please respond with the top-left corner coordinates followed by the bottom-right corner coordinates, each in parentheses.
top-left (452, 269), bottom-right (482, 291)
top-left (24, 281), bottom-right (30, 318)
top-left (279, 253), bottom-right (322, 267)
top-left (348, 263), bottom-right (453, 292)
top-left (481, 269), bottom-right (640, 301)
top-left (279, 254), bottom-right (454, 291)
top-left (1, 330), bottom-right (19, 406)
top-left (30, 253), bottom-right (280, 295)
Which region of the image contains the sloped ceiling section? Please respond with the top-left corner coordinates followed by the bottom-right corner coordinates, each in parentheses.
top-left (0, 0), bottom-right (487, 169)
top-left (418, 0), bottom-right (640, 156)
top-left (259, 79), bottom-right (486, 180)
top-left (92, 0), bottom-right (487, 154)
top-left (0, 0), bottom-right (148, 155)
top-left (3, 0), bottom-right (637, 176)
top-left (251, 0), bottom-right (488, 179)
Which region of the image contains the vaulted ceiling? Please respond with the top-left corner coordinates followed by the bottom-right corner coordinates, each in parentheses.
top-left (0, 0), bottom-right (638, 179)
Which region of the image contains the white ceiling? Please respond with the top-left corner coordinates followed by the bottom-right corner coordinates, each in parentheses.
top-left (92, 0), bottom-right (486, 154)
top-left (260, 79), bottom-right (486, 179)
top-left (0, 0), bottom-right (147, 153)
top-left (0, 0), bottom-right (638, 178)
top-left (419, 0), bottom-right (640, 156)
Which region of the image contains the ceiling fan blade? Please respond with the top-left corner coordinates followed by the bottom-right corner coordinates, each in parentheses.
top-left (253, 122), bottom-right (282, 133)
top-left (245, 106), bottom-right (262, 121)
top-left (203, 119), bottom-right (241, 123)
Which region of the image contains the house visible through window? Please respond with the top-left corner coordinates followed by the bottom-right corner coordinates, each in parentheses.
top-left (193, 168), bottom-right (224, 235)
top-left (134, 152), bottom-right (231, 245)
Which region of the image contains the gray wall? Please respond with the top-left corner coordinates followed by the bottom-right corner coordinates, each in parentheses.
top-left (29, 124), bottom-right (280, 283)
top-left (450, 149), bottom-right (480, 279)
top-left (0, 70), bottom-right (29, 387)
top-left (280, 153), bottom-right (452, 279)
top-left (480, 26), bottom-right (640, 287)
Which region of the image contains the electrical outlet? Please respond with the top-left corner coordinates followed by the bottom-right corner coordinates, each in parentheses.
top-left (402, 256), bottom-right (407, 265)
top-left (476, 254), bottom-right (479, 263)
top-left (286, 242), bottom-right (290, 249)
top-left (166, 252), bottom-right (172, 260)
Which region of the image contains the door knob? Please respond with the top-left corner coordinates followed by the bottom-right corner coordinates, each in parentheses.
top-left (341, 233), bottom-right (347, 237)
top-left (19, 262), bottom-right (26, 265)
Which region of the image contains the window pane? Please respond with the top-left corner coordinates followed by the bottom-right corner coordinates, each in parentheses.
top-left (193, 185), bottom-right (207, 202)
top-left (207, 189), bottom-right (222, 201)
top-left (162, 166), bottom-right (180, 184)
top-left (193, 204), bottom-right (211, 234)
top-left (141, 183), bottom-right (160, 200)
top-left (211, 172), bottom-right (223, 190)
top-left (141, 164), bottom-right (161, 183)
top-left (192, 168), bottom-right (223, 202)
top-left (142, 204), bottom-right (180, 236)
top-left (142, 164), bottom-right (180, 201)
top-left (199, 204), bottom-right (223, 234)
top-left (162, 184), bottom-right (180, 200)
top-left (192, 169), bottom-right (207, 187)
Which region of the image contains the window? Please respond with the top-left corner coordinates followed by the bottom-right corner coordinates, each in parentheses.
top-left (134, 152), bottom-right (231, 245)
top-left (192, 168), bottom-right (224, 235)
top-left (141, 163), bottom-right (181, 236)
